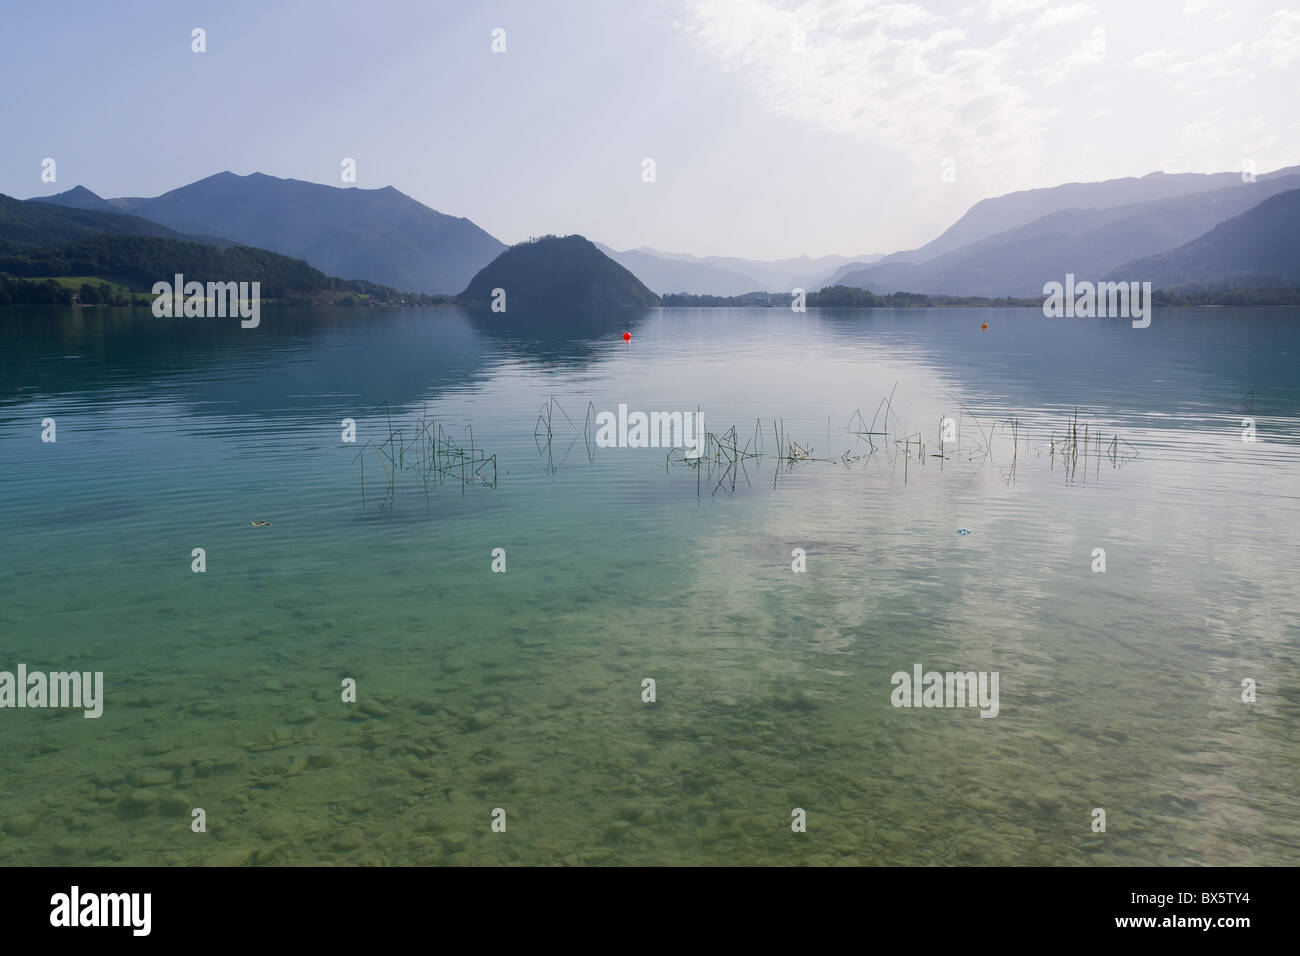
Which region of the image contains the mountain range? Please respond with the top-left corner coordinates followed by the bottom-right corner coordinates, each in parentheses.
top-left (1108, 189), bottom-right (1300, 290)
top-left (0, 192), bottom-right (220, 251)
top-left (0, 192), bottom-right (441, 306)
top-left (836, 171), bottom-right (1300, 297)
top-left (36, 172), bottom-right (504, 295)
top-left (887, 167), bottom-right (1291, 264)
top-left (595, 245), bottom-right (883, 297)
top-left (15, 160), bottom-right (1300, 302)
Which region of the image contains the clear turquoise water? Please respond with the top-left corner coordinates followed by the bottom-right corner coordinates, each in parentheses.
top-left (1, 304), bottom-right (1297, 865)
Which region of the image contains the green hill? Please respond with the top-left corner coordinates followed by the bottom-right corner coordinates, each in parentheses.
top-left (0, 192), bottom-right (449, 308)
top-left (0, 193), bottom-right (198, 252)
top-left (0, 234), bottom-right (333, 297)
top-left (459, 235), bottom-right (660, 310)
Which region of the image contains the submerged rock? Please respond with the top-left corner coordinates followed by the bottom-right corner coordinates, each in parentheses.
top-left (259, 814), bottom-right (301, 840)
top-left (3, 815), bottom-right (38, 836)
top-left (333, 828), bottom-right (365, 851)
top-left (52, 837), bottom-right (83, 856)
top-left (159, 793), bottom-right (193, 817)
top-left (205, 848), bottom-right (254, 867)
top-left (120, 790), bottom-right (158, 814)
top-left (129, 768), bottom-right (173, 787)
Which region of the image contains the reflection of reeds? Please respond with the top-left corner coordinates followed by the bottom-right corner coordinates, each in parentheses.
top-left (655, 404), bottom-right (888, 497)
top-left (660, 396), bottom-right (1140, 497)
top-left (663, 422), bottom-right (765, 497)
top-left (848, 383), bottom-right (896, 451)
top-left (1046, 406), bottom-right (1137, 483)
top-left (355, 402), bottom-right (497, 510)
top-left (533, 396), bottom-right (580, 472)
top-left (538, 389), bottom-right (1139, 498)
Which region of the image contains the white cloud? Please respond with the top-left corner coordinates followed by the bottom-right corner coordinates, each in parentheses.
top-left (1131, 48), bottom-right (1178, 70)
top-left (1250, 10), bottom-right (1300, 69)
top-left (677, 0), bottom-right (1300, 241)
top-left (1034, 29), bottom-right (1107, 85)
top-left (679, 0), bottom-right (1052, 194)
top-left (868, 4), bottom-right (945, 30)
top-left (1133, 12), bottom-right (1296, 79)
top-left (981, 0), bottom-right (1049, 24)
top-left (1030, 3), bottom-right (1097, 32)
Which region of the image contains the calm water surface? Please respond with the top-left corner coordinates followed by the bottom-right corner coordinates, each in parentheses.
top-left (1, 305), bottom-right (1297, 865)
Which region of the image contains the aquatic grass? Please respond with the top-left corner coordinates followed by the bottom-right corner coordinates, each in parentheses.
top-left (535, 397), bottom-right (582, 472)
top-left (354, 402), bottom-right (497, 510)
top-left (1046, 406), bottom-right (1137, 483)
top-left (653, 394), bottom-right (1139, 495)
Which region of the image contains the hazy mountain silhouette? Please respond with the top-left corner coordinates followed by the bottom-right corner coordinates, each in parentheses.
top-left (595, 244), bottom-right (762, 296)
top-left (38, 172), bottom-right (505, 295)
top-left (3, 192), bottom-right (210, 250)
top-left (788, 254), bottom-right (885, 291)
top-left (598, 244), bottom-right (882, 295)
top-left (32, 185), bottom-right (122, 213)
top-left (818, 259), bottom-right (886, 288)
top-left (835, 175), bottom-right (1300, 297)
top-left (1109, 189), bottom-right (1300, 290)
top-left (885, 165), bottom-right (1300, 265)
top-left (461, 235), bottom-right (660, 310)
top-left (23, 162), bottom-right (1300, 302)
top-left (2, 193), bottom-right (442, 304)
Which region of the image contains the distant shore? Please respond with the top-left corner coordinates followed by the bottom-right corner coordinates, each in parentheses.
top-left (663, 285), bottom-right (1300, 308)
top-left (4, 278), bottom-right (1299, 310)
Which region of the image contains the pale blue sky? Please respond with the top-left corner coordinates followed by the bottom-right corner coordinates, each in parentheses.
top-left (3, 0), bottom-right (1296, 258)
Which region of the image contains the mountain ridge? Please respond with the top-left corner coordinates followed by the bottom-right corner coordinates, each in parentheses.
top-left (886, 165), bottom-right (1300, 265)
top-left (834, 174), bottom-right (1300, 297)
top-left (1107, 188), bottom-right (1300, 290)
top-left (33, 171), bottom-right (505, 295)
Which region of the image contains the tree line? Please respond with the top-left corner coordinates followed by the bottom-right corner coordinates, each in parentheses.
top-left (0, 234), bottom-right (455, 306)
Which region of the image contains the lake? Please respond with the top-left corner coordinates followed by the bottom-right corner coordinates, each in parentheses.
top-left (0, 304), bottom-right (1297, 865)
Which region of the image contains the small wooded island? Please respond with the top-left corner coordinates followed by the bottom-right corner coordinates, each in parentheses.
top-left (459, 235), bottom-right (661, 310)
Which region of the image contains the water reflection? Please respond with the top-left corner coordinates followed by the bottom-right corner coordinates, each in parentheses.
top-left (0, 305), bottom-right (1296, 866)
